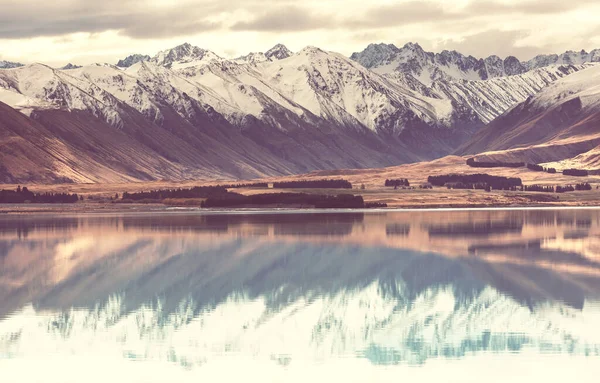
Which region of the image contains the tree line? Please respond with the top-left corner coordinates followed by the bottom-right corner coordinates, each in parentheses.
top-left (428, 174), bottom-right (523, 190)
top-left (445, 182), bottom-right (490, 190)
top-left (563, 169), bottom-right (589, 177)
top-left (523, 185), bottom-right (555, 193)
top-left (272, 179), bottom-right (352, 189)
top-left (385, 179), bottom-right (410, 187)
top-left (219, 182), bottom-right (269, 189)
top-left (466, 158), bottom-right (524, 168)
top-left (121, 186), bottom-right (228, 201)
top-left (202, 192), bottom-right (365, 208)
top-left (522, 183), bottom-right (592, 193)
top-left (526, 164), bottom-right (557, 173)
top-left (0, 186), bottom-right (80, 204)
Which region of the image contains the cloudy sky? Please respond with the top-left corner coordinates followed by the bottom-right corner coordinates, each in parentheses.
top-left (1, 0), bottom-right (600, 66)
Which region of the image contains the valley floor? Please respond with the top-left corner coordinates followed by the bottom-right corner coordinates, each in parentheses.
top-left (2, 156), bottom-right (600, 213)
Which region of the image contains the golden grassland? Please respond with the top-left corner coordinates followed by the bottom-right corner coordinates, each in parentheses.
top-left (2, 156), bottom-right (600, 212)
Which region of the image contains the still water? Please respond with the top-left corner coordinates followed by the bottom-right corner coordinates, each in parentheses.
top-left (1, 209), bottom-right (600, 382)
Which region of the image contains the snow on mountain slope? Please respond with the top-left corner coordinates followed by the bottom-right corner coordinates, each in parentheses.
top-left (235, 44), bottom-right (294, 65)
top-left (0, 65), bottom-right (313, 181)
top-left (68, 62), bottom-right (235, 127)
top-left (1, 41), bottom-right (597, 182)
top-left (351, 43), bottom-right (500, 86)
top-left (117, 54), bottom-right (151, 68)
top-left (175, 45), bottom-right (456, 136)
top-left (432, 64), bottom-right (590, 123)
top-left (0, 87), bottom-right (53, 115)
top-left (456, 63), bottom-right (600, 164)
top-left (526, 64), bottom-right (600, 110)
top-left (526, 49), bottom-right (600, 70)
top-left (260, 46), bottom-right (455, 132)
top-left (0, 64), bottom-right (126, 127)
top-left (176, 59), bottom-right (302, 125)
top-left (265, 44), bottom-right (293, 60)
top-left (151, 42), bottom-right (223, 70)
top-left (351, 43), bottom-right (600, 87)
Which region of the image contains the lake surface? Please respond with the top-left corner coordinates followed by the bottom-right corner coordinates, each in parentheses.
top-left (1, 209), bottom-right (600, 382)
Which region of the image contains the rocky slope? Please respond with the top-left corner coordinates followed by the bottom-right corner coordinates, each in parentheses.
top-left (0, 61), bottom-right (415, 182)
top-left (456, 64), bottom-right (600, 165)
top-left (351, 42), bottom-right (600, 84)
top-left (0, 60), bottom-right (23, 69)
top-left (0, 42), bottom-right (595, 182)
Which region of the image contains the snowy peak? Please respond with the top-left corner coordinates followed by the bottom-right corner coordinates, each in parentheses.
top-left (526, 49), bottom-right (600, 70)
top-left (351, 42), bottom-right (487, 85)
top-left (0, 63), bottom-right (126, 127)
top-left (351, 43), bottom-right (600, 85)
top-left (0, 60), bottom-right (24, 69)
top-left (349, 43), bottom-right (401, 68)
top-left (116, 54), bottom-right (151, 68)
top-left (502, 56), bottom-right (527, 76)
top-left (234, 52), bottom-right (270, 65)
top-left (151, 42), bottom-right (222, 69)
top-left (60, 63), bottom-right (82, 70)
top-left (264, 43), bottom-right (293, 60)
top-left (235, 44), bottom-right (292, 65)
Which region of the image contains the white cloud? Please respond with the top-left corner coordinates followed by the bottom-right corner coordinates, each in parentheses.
top-left (0, 0), bottom-right (599, 66)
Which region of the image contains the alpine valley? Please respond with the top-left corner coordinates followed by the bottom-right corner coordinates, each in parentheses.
top-left (1, 42), bottom-right (600, 183)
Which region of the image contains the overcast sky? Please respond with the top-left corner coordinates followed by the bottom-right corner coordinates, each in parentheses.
top-left (1, 0), bottom-right (599, 66)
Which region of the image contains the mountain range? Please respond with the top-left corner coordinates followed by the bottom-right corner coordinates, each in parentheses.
top-left (351, 42), bottom-right (600, 84)
top-left (1, 42), bottom-right (599, 183)
top-left (457, 64), bottom-right (600, 164)
top-left (0, 60), bottom-right (23, 69)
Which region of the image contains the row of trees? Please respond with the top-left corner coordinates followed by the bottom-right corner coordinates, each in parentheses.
top-left (467, 159), bottom-right (590, 177)
top-left (365, 202), bottom-right (388, 208)
top-left (557, 185), bottom-right (576, 193)
top-left (522, 183), bottom-right (592, 193)
top-left (385, 179), bottom-right (410, 187)
top-left (202, 193), bottom-right (365, 208)
top-left (466, 158), bottom-right (525, 168)
top-left (563, 169), bottom-right (589, 177)
top-left (0, 187), bottom-right (80, 204)
top-left (219, 182), bottom-right (269, 189)
top-left (428, 174), bottom-right (523, 190)
top-left (272, 179), bottom-right (352, 189)
top-left (446, 182), bottom-right (490, 190)
top-left (523, 185), bottom-right (556, 193)
top-left (526, 164), bottom-right (557, 173)
top-left (121, 186), bottom-right (229, 201)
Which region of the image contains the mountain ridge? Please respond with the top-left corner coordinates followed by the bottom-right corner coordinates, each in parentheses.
top-left (1, 41), bottom-right (599, 182)
top-left (350, 42), bottom-right (600, 85)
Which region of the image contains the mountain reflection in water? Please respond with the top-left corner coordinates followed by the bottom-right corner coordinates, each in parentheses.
top-left (1, 210), bottom-right (600, 380)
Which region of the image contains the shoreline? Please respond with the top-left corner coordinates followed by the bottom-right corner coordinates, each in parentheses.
top-left (2, 201), bottom-right (600, 216)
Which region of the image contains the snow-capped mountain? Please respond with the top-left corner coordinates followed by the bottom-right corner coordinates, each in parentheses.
top-left (60, 63), bottom-right (82, 70)
top-left (432, 64), bottom-right (589, 123)
top-left (0, 60), bottom-right (24, 69)
top-left (0, 41), bottom-right (596, 182)
top-left (151, 42), bottom-right (223, 69)
top-left (456, 63), bottom-right (600, 164)
top-left (351, 43), bottom-right (600, 85)
top-left (235, 44), bottom-right (293, 65)
top-left (265, 43), bottom-right (293, 60)
top-left (116, 54), bottom-right (151, 68)
top-left (351, 43), bottom-right (516, 85)
top-left (526, 49), bottom-right (600, 70)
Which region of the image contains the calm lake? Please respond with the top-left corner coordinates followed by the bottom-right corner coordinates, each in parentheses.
top-left (1, 209), bottom-right (600, 382)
